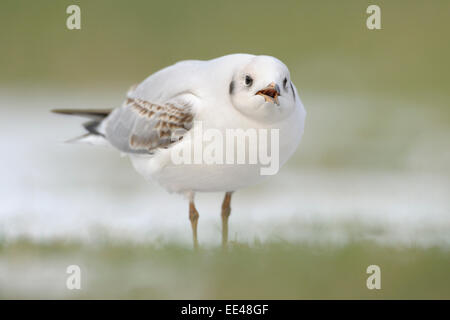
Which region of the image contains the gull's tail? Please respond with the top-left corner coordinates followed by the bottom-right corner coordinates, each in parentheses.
top-left (51, 108), bottom-right (112, 145)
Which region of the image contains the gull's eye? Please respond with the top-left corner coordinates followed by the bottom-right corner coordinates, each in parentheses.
top-left (283, 77), bottom-right (288, 89)
top-left (245, 75), bottom-right (253, 87)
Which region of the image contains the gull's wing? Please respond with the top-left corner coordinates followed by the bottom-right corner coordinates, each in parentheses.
top-left (131, 60), bottom-right (205, 103)
top-left (104, 60), bottom-right (210, 154)
top-left (104, 97), bottom-right (194, 154)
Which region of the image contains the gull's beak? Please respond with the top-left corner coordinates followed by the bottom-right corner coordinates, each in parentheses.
top-left (255, 82), bottom-right (281, 105)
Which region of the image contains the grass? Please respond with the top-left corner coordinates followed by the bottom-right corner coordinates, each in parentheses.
top-left (1, 240), bottom-right (449, 299)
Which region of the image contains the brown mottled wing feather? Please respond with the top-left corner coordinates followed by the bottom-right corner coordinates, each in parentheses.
top-left (104, 98), bottom-right (194, 154)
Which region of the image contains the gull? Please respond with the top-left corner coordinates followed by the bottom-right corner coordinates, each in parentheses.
top-left (53, 54), bottom-right (306, 249)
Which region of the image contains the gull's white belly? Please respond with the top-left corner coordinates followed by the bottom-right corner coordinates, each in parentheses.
top-left (130, 144), bottom-right (275, 193)
top-left (151, 162), bottom-right (269, 193)
top-left (129, 108), bottom-right (304, 193)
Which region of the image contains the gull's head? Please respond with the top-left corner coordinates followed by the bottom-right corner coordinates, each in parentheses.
top-left (229, 55), bottom-right (299, 123)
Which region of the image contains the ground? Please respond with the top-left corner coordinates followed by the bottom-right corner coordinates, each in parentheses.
top-left (1, 239), bottom-right (449, 299)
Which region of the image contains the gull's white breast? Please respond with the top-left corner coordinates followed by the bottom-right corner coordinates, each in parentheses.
top-left (129, 102), bottom-right (305, 193)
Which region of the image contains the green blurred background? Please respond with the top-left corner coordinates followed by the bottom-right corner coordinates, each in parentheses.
top-left (1, 0), bottom-right (450, 94)
top-left (0, 0), bottom-right (449, 299)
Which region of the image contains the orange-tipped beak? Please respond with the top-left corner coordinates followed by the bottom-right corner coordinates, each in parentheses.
top-left (255, 82), bottom-right (281, 105)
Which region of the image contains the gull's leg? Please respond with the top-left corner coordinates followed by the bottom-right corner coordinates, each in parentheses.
top-left (188, 193), bottom-right (199, 250)
top-left (221, 192), bottom-right (233, 249)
